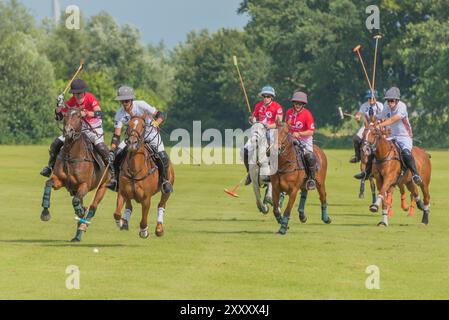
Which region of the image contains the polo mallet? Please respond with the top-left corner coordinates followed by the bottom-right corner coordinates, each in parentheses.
top-left (63, 59), bottom-right (85, 96)
top-left (338, 107), bottom-right (355, 120)
top-left (233, 55), bottom-right (252, 114)
top-left (353, 45), bottom-right (373, 91)
top-left (371, 34), bottom-right (382, 95)
top-left (224, 175), bottom-right (246, 198)
top-left (75, 163), bottom-right (110, 223)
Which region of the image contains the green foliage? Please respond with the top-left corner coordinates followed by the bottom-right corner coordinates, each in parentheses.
top-left (0, 1), bottom-right (56, 144)
top-left (167, 29), bottom-right (271, 132)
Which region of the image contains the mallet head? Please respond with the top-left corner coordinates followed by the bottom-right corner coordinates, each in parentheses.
top-left (338, 107), bottom-right (344, 120)
top-left (373, 34), bottom-right (382, 40)
top-left (353, 44), bottom-right (362, 52)
top-left (233, 55), bottom-right (238, 66)
top-left (224, 188), bottom-right (239, 198)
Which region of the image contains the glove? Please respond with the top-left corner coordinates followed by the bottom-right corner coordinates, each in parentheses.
top-left (248, 116), bottom-right (256, 125)
top-left (151, 120), bottom-right (160, 127)
top-left (54, 109), bottom-right (63, 121)
top-left (108, 150), bottom-right (115, 163)
top-left (56, 94), bottom-right (65, 107)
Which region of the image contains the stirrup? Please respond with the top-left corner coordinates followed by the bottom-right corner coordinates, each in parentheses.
top-left (306, 179), bottom-right (316, 190)
top-left (106, 179), bottom-right (118, 191)
top-left (161, 181), bottom-right (173, 194)
top-left (412, 174), bottom-right (423, 185)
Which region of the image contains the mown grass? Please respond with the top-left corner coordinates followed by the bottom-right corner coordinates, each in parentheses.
top-left (0, 146), bottom-right (448, 299)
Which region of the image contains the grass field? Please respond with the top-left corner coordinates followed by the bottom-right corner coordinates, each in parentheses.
top-left (0, 146), bottom-right (448, 299)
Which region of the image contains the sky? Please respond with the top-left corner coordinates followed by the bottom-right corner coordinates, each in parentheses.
top-left (19, 0), bottom-right (249, 48)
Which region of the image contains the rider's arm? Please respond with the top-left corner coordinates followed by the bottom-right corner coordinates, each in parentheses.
top-left (111, 128), bottom-right (121, 151)
top-left (379, 114), bottom-right (401, 128)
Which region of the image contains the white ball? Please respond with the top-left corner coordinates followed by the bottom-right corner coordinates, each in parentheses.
top-left (93, 248), bottom-right (99, 253)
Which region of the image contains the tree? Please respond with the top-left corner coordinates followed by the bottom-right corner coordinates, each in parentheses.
top-left (167, 29), bottom-right (271, 132)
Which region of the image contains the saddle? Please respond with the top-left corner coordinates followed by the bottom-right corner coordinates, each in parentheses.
top-left (58, 137), bottom-right (104, 171)
top-left (292, 140), bottom-right (320, 173)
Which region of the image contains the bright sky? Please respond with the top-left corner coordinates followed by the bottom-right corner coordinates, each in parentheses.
top-left (19, 0), bottom-right (249, 48)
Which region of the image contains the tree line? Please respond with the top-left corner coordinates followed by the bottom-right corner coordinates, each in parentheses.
top-left (1, 0), bottom-right (448, 147)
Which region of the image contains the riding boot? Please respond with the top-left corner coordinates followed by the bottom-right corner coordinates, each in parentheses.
top-left (304, 152), bottom-right (317, 190)
top-left (157, 151), bottom-right (173, 194)
top-left (402, 150), bottom-right (423, 185)
top-left (244, 148), bottom-right (251, 185)
top-left (354, 154), bottom-right (374, 180)
top-left (40, 138), bottom-right (64, 177)
top-left (350, 135), bottom-right (362, 163)
top-left (106, 147), bottom-right (125, 191)
top-left (94, 142), bottom-right (115, 182)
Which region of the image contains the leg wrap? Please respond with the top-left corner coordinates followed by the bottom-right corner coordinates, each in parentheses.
top-left (42, 181), bottom-right (53, 209)
top-left (72, 197), bottom-right (84, 218)
top-left (298, 191), bottom-right (308, 214)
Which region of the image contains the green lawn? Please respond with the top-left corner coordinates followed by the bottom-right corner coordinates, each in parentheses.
top-left (0, 146), bottom-right (448, 299)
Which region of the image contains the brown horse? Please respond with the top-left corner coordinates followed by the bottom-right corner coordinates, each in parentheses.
top-left (40, 107), bottom-right (110, 242)
top-left (271, 123), bottom-right (331, 235)
top-left (364, 125), bottom-right (431, 226)
top-left (359, 128), bottom-right (415, 216)
top-left (114, 115), bottom-right (174, 238)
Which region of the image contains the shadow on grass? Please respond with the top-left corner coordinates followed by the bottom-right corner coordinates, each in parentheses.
top-left (0, 239), bottom-right (137, 248)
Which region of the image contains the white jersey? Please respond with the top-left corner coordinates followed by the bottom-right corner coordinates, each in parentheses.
top-left (379, 101), bottom-right (413, 138)
top-left (358, 101), bottom-right (384, 120)
top-left (114, 100), bottom-right (157, 129)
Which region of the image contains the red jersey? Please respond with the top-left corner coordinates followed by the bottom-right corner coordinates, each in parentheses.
top-left (61, 92), bottom-right (102, 127)
top-left (252, 101), bottom-right (283, 125)
top-left (286, 107), bottom-right (315, 146)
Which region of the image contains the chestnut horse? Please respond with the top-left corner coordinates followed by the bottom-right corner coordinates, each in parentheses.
top-left (364, 125), bottom-right (431, 226)
top-left (271, 123), bottom-right (331, 235)
top-left (359, 128), bottom-right (415, 216)
top-left (114, 115), bottom-right (174, 238)
top-left (40, 107), bottom-right (110, 242)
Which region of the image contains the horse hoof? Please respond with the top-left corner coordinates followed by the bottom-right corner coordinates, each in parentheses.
top-left (264, 197), bottom-right (273, 206)
top-left (359, 193), bottom-right (364, 199)
top-left (421, 211), bottom-right (429, 225)
top-left (323, 217), bottom-right (332, 224)
top-left (369, 205), bottom-right (379, 213)
top-left (299, 213), bottom-right (307, 223)
top-left (70, 238), bottom-right (81, 242)
top-left (261, 206), bottom-right (269, 214)
top-left (41, 209), bottom-right (51, 222)
top-left (277, 228), bottom-right (287, 235)
top-left (377, 222), bottom-right (388, 227)
top-left (139, 228), bottom-right (149, 239)
top-left (120, 220), bottom-right (129, 231)
top-left (155, 223), bottom-right (164, 237)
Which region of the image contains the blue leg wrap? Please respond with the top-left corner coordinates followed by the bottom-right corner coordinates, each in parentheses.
top-left (42, 182), bottom-right (53, 209)
top-left (298, 191), bottom-right (308, 214)
top-left (86, 208), bottom-right (97, 221)
top-left (278, 216), bottom-right (290, 234)
top-left (321, 203), bottom-right (329, 222)
top-left (72, 197), bottom-right (84, 218)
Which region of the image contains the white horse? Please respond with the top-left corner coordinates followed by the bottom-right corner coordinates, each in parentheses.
top-left (244, 122), bottom-right (283, 214)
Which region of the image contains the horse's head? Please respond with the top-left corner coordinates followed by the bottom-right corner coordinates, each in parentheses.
top-left (126, 116), bottom-right (146, 152)
top-left (276, 122), bottom-right (291, 155)
top-left (364, 123), bottom-right (389, 155)
top-left (64, 107), bottom-right (83, 140)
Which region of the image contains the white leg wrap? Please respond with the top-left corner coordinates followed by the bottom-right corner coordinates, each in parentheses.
top-left (375, 195), bottom-right (383, 207)
top-left (124, 209), bottom-right (132, 222)
top-left (424, 204), bottom-right (430, 211)
top-left (157, 207), bottom-right (165, 223)
top-left (382, 211), bottom-right (389, 225)
top-left (414, 195), bottom-right (421, 202)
